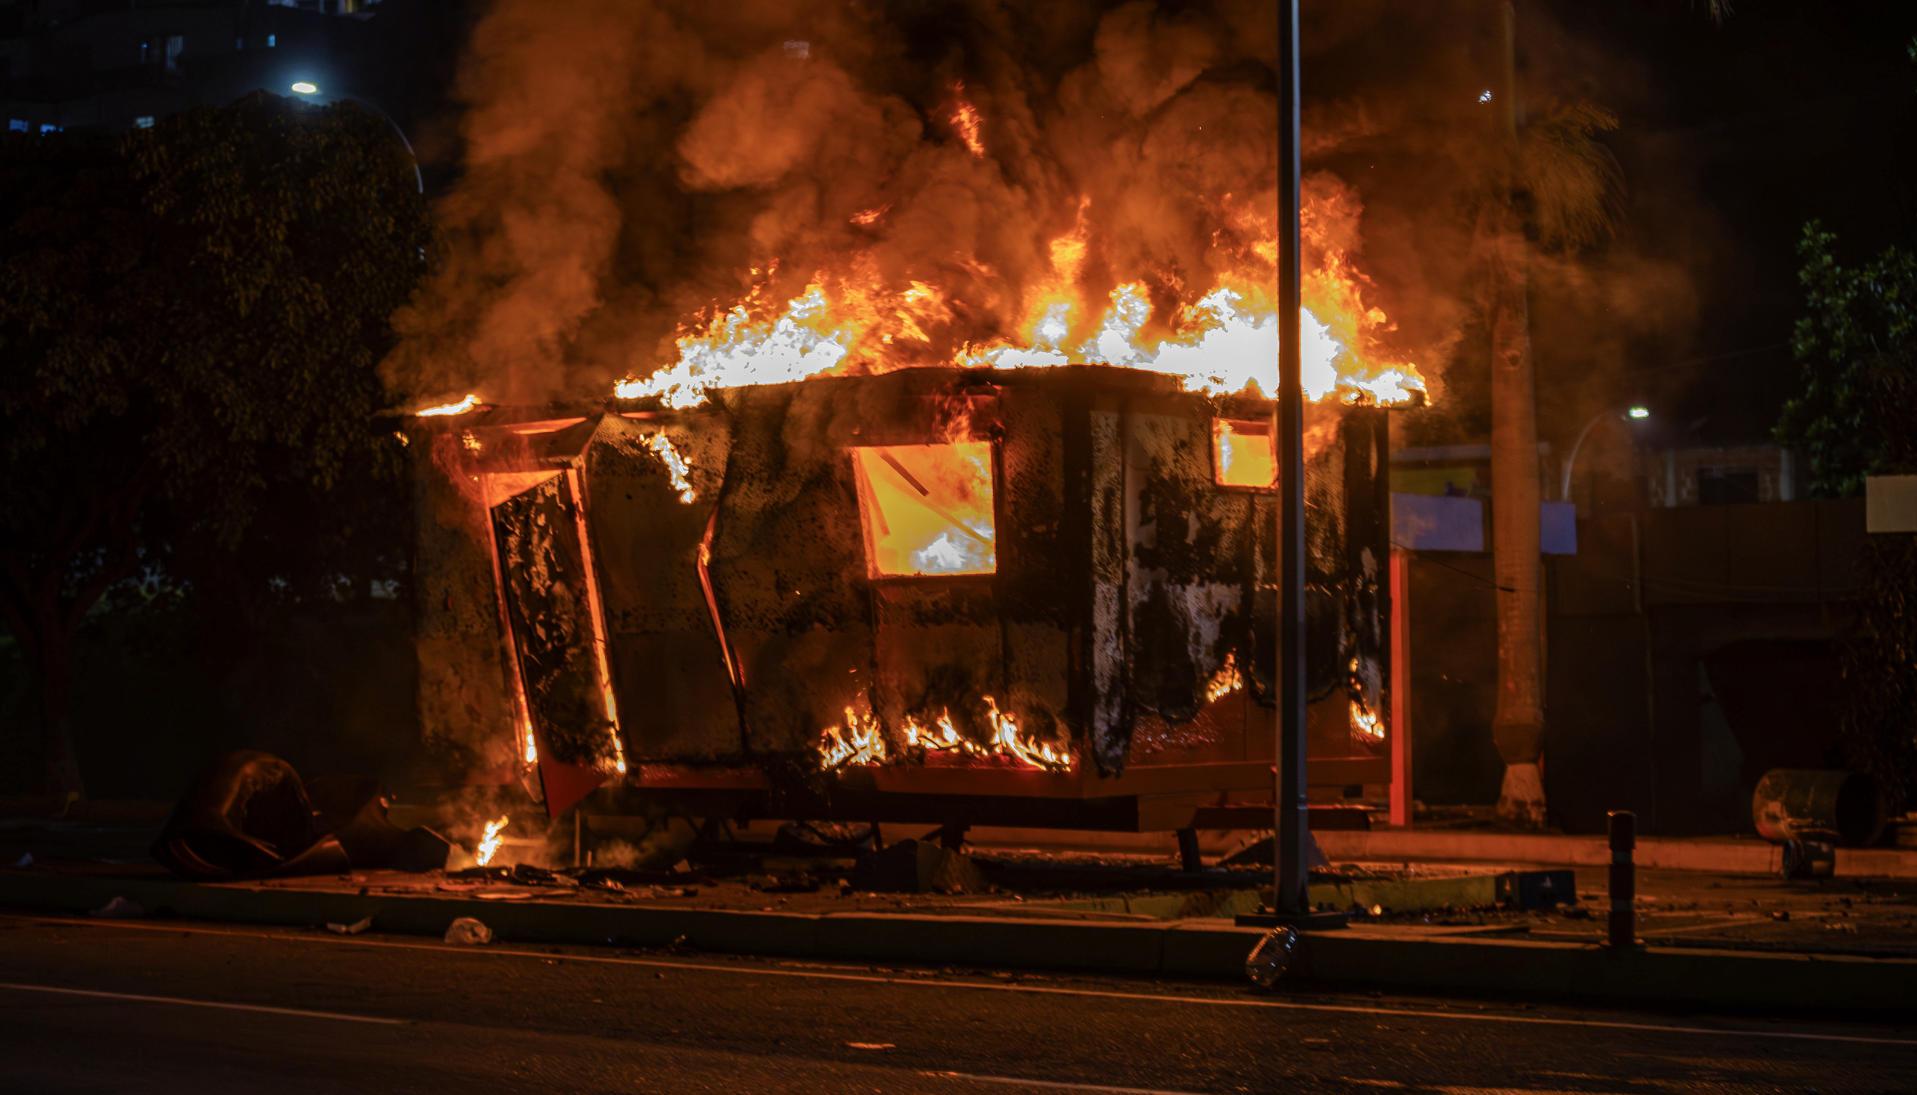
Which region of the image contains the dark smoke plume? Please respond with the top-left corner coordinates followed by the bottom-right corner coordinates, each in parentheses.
top-left (385, 0), bottom-right (1691, 419)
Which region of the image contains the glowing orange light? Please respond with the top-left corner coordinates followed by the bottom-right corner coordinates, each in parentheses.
top-left (851, 442), bottom-right (996, 578)
top-left (950, 82), bottom-right (985, 157)
top-left (1213, 419), bottom-right (1277, 488)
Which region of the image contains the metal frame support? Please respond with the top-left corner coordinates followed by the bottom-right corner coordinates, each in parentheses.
top-left (1389, 549), bottom-right (1414, 827)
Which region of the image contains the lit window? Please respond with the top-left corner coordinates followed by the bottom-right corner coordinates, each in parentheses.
top-left (38, 123), bottom-right (61, 135)
top-left (267, 34), bottom-right (277, 48)
top-left (133, 116), bottom-right (154, 129)
top-left (7, 119), bottom-right (27, 133)
top-left (851, 442), bottom-right (997, 577)
top-left (1212, 418), bottom-right (1277, 488)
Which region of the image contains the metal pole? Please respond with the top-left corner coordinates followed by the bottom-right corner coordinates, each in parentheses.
top-left (1272, 0), bottom-right (1310, 917)
top-left (1606, 809), bottom-right (1638, 948)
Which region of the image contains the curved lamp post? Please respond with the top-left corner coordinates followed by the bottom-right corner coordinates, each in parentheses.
top-left (288, 81), bottom-right (423, 194)
top-left (1560, 405), bottom-right (1650, 501)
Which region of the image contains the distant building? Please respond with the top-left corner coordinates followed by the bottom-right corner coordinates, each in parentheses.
top-left (1644, 444), bottom-right (1801, 507)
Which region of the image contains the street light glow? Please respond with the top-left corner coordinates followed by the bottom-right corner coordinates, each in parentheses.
top-left (290, 81), bottom-right (319, 95)
top-left (1627, 405), bottom-right (1651, 420)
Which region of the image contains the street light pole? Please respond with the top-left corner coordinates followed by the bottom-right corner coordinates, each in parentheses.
top-left (1270, 0), bottom-right (1310, 920)
top-left (1559, 406), bottom-right (1650, 501)
top-left (1234, 0), bottom-right (1341, 932)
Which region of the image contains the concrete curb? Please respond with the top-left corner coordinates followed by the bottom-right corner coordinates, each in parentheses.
top-left (1314, 831), bottom-right (1917, 879)
top-left (4, 869), bottom-right (1912, 1016)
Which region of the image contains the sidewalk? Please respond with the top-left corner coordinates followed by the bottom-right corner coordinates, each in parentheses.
top-left (965, 825), bottom-right (1917, 880)
top-left (1312, 830), bottom-right (1917, 879)
top-left (3, 857), bottom-right (1914, 1017)
top-left (5, 802), bottom-right (1916, 1015)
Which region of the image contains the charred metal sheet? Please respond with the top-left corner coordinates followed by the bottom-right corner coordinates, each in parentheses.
top-left (991, 378), bottom-right (1078, 762)
top-left (705, 379), bottom-right (879, 757)
top-left (585, 413), bottom-right (740, 761)
top-left (412, 430), bottom-right (520, 778)
top-left (491, 471), bottom-right (621, 771)
top-left (1087, 402), bottom-right (1131, 773)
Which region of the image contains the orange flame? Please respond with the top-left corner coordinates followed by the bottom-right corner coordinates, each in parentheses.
top-left (1349, 698), bottom-right (1384, 743)
top-left (819, 705), bottom-right (887, 767)
top-left (612, 192), bottom-right (1424, 411)
top-left (1204, 653), bottom-right (1244, 703)
top-left (817, 695), bottom-right (1075, 772)
top-left (950, 82), bottom-right (985, 157)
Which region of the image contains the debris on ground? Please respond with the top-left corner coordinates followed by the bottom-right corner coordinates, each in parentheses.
top-left (151, 751), bottom-right (450, 880)
top-left (326, 916), bottom-right (374, 935)
top-left (851, 839), bottom-right (984, 894)
top-left (89, 895), bottom-right (145, 919)
top-left (1244, 925), bottom-right (1299, 990)
top-left (443, 917), bottom-right (493, 945)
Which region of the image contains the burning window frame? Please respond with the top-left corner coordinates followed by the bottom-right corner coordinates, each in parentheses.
top-left (1210, 416), bottom-right (1279, 490)
top-left (848, 439), bottom-right (1000, 580)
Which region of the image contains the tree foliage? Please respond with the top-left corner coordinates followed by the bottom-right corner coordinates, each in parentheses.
top-left (0, 92), bottom-right (428, 791)
top-left (1775, 223), bottom-right (1917, 497)
top-left (1774, 223), bottom-right (1917, 809)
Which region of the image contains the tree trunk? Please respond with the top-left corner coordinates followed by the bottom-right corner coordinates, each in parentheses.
top-left (1491, 0), bottom-right (1545, 828)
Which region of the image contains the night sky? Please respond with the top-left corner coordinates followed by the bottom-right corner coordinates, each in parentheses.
top-left (1524, 0), bottom-right (1916, 446)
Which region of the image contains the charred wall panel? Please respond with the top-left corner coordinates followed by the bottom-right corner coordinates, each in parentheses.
top-left (412, 433), bottom-right (519, 778)
top-left (1121, 404), bottom-right (1258, 764)
top-left (706, 381), bottom-right (878, 756)
top-left (585, 414), bottom-right (740, 761)
top-left (992, 381), bottom-right (1078, 756)
top-left (1086, 402), bottom-right (1130, 773)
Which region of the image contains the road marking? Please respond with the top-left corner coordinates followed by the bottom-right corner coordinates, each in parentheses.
top-left (0, 981), bottom-right (405, 1025)
top-left (8, 913), bottom-right (1915, 1048)
top-left (924, 1069), bottom-right (1206, 1095)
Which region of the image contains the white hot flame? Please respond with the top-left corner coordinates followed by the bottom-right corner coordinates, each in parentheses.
top-left (416, 393), bottom-right (480, 417)
top-left (642, 433), bottom-right (697, 503)
top-left (474, 815), bottom-right (509, 867)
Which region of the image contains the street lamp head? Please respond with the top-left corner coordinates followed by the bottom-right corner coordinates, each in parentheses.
top-left (1626, 406), bottom-right (1651, 420)
top-left (290, 81), bottom-right (320, 95)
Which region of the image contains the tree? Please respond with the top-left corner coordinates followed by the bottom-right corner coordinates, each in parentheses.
top-left (1776, 224), bottom-right (1916, 497)
top-left (1487, 1), bottom-right (1626, 828)
top-left (0, 93), bottom-right (427, 794)
top-left (1775, 223), bottom-right (1917, 808)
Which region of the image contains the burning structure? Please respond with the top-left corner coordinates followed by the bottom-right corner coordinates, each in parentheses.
top-left (395, 1), bottom-right (1438, 831)
top-left (411, 365), bottom-right (1402, 828)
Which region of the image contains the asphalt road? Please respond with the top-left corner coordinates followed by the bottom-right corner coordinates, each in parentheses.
top-left (0, 914), bottom-right (1913, 1093)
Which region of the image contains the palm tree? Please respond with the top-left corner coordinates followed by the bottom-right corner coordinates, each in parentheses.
top-left (1488, 1), bottom-right (1626, 828)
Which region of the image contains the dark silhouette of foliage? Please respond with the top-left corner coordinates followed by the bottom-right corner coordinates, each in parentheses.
top-left (0, 93), bottom-right (428, 793)
top-left (1776, 223), bottom-right (1917, 810)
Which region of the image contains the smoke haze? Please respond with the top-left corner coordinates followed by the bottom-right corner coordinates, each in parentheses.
top-left (385, 0), bottom-right (1693, 420)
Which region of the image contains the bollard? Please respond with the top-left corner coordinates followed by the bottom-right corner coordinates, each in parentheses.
top-left (1607, 810), bottom-right (1639, 949)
